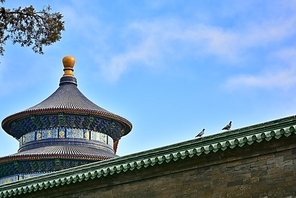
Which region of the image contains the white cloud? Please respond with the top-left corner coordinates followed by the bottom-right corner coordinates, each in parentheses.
top-left (59, 1), bottom-right (296, 83)
top-left (225, 48), bottom-right (296, 90)
top-left (274, 48), bottom-right (296, 63)
top-left (98, 20), bottom-right (242, 82)
top-left (101, 38), bottom-right (161, 81)
top-left (99, 13), bottom-right (296, 82)
top-left (240, 16), bottom-right (296, 48)
top-left (225, 67), bottom-right (296, 90)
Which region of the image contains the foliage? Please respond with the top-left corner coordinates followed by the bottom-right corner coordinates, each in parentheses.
top-left (0, 0), bottom-right (64, 55)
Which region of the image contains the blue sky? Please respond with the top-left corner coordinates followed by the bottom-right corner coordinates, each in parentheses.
top-left (1, 0), bottom-right (296, 157)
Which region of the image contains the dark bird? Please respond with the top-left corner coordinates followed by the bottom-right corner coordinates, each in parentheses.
top-left (195, 128), bottom-right (205, 138)
top-left (222, 121), bottom-right (232, 131)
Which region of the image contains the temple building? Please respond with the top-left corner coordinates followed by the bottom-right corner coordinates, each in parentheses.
top-left (0, 56), bottom-right (132, 185)
top-left (0, 56), bottom-right (295, 197)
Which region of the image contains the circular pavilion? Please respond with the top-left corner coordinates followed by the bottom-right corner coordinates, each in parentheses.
top-left (0, 56), bottom-right (132, 184)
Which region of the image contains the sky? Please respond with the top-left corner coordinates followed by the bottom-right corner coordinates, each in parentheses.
top-left (1, 0), bottom-right (296, 157)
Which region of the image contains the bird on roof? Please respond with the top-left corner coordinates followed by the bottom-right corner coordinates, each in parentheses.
top-left (195, 129), bottom-right (205, 138)
top-left (222, 121), bottom-right (232, 131)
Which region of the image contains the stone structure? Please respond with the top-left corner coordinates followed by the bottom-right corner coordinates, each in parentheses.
top-left (0, 114), bottom-right (296, 197)
top-left (0, 56), bottom-right (132, 185)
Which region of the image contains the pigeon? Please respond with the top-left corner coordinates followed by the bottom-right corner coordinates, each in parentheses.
top-left (195, 129), bottom-right (205, 138)
top-left (222, 121), bottom-right (232, 131)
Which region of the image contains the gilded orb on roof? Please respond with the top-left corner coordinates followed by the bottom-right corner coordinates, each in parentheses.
top-left (62, 56), bottom-right (75, 76)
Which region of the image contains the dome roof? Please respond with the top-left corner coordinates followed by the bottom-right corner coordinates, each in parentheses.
top-left (2, 56), bottom-right (132, 139)
top-left (0, 56), bottom-right (132, 183)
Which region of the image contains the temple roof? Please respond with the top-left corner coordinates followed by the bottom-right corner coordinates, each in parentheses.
top-left (26, 83), bottom-right (108, 112)
top-left (2, 56), bottom-right (132, 137)
top-left (0, 145), bottom-right (116, 163)
top-left (0, 56), bottom-right (132, 182)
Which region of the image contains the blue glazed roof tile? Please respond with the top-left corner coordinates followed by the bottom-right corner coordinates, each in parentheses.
top-left (2, 57), bottom-right (132, 136)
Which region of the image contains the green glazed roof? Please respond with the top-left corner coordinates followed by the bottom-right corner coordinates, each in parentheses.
top-left (1, 115), bottom-right (296, 197)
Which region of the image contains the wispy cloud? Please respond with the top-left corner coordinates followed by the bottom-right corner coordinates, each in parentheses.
top-left (240, 16), bottom-right (296, 48)
top-left (58, 1), bottom-right (296, 84)
top-left (100, 37), bottom-right (162, 81)
top-left (98, 20), bottom-right (241, 82)
top-left (225, 47), bottom-right (296, 90)
top-left (99, 13), bottom-right (296, 82)
top-left (225, 66), bottom-right (296, 90)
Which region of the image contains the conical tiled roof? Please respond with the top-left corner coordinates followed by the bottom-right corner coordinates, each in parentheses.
top-left (0, 56), bottom-right (132, 184)
top-left (2, 56), bottom-right (132, 139)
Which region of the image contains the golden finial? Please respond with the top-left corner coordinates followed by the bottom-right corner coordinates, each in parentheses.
top-left (62, 56), bottom-right (75, 76)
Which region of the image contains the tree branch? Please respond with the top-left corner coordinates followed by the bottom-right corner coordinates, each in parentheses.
top-left (0, 1), bottom-right (64, 56)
